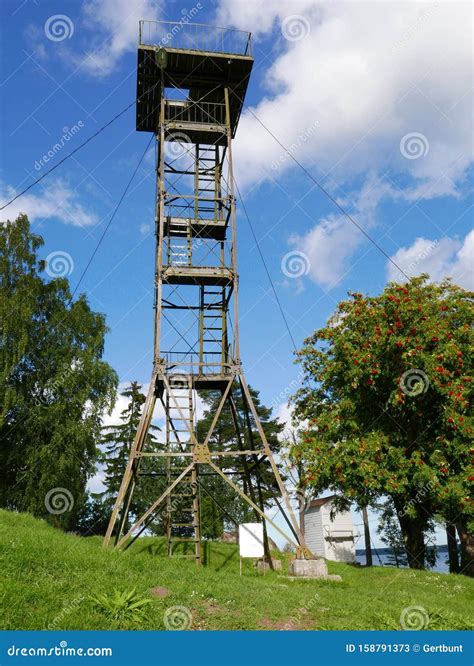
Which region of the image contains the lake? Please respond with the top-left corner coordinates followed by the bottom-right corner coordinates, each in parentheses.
top-left (355, 545), bottom-right (450, 573)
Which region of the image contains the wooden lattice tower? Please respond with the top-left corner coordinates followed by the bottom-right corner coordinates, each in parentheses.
top-left (103, 20), bottom-right (313, 564)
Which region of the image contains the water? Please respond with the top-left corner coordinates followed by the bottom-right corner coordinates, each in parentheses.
top-left (355, 546), bottom-right (450, 573)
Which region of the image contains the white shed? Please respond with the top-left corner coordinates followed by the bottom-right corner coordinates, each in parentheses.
top-left (303, 495), bottom-right (356, 563)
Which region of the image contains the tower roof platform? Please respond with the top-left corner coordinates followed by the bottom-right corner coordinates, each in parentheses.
top-left (136, 21), bottom-right (253, 136)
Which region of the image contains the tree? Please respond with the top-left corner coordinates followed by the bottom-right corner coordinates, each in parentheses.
top-left (292, 276), bottom-right (473, 574)
top-left (100, 382), bottom-right (163, 533)
top-left (445, 522), bottom-right (460, 573)
top-left (196, 383), bottom-right (285, 540)
top-left (279, 427), bottom-right (317, 539)
top-left (70, 495), bottom-right (111, 536)
top-left (377, 500), bottom-right (408, 567)
top-left (0, 214), bottom-right (117, 529)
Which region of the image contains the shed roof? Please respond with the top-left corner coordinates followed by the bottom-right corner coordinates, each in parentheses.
top-left (306, 494), bottom-right (338, 510)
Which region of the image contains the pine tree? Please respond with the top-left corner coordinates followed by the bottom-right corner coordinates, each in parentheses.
top-left (196, 382), bottom-right (284, 537)
top-left (100, 382), bottom-right (164, 532)
top-left (377, 501), bottom-right (408, 567)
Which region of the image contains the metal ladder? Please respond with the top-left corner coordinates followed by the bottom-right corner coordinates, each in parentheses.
top-left (199, 287), bottom-right (226, 373)
top-left (195, 144), bottom-right (220, 225)
top-left (167, 218), bottom-right (192, 266)
top-left (165, 377), bottom-right (201, 563)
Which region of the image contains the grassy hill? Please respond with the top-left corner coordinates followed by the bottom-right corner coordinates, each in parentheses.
top-left (0, 509), bottom-right (472, 631)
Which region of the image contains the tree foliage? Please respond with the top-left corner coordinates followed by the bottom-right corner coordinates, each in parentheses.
top-left (292, 276), bottom-right (473, 572)
top-left (0, 214), bottom-right (117, 528)
top-left (376, 500), bottom-right (408, 567)
top-left (99, 381), bottom-right (163, 533)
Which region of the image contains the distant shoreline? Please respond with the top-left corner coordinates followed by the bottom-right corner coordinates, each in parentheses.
top-left (356, 544), bottom-right (449, 557)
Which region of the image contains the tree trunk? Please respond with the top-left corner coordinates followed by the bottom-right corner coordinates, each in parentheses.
top-left (362, 506), bottom-right (373, 566)
top-left (299, 492), bottom-right (306, 540)
top-left (446, 523), bottom-right (459, 574)
top-left (455, 521), bottom-right (474, 577)
top-left (397, 511), bottom-right (426, 569)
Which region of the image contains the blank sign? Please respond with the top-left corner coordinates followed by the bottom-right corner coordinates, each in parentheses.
top-left (239, 522), bottom-right (264, 558)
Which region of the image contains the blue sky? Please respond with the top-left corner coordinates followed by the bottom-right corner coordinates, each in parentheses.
top-left (1, 0), bottom-right (472, 550)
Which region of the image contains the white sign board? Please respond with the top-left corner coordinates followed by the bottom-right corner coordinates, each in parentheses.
top-left (239, 522), bottom-right (264, 558)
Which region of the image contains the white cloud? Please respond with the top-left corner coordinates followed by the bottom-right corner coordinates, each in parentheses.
top-left (76, 0), bottom-right (162, 77)
top-left (216, 0), bottom-right (472, 198)
top-left (102, 380), bottom-right (206, 438)
top-left (275, 401), bottom-right (293, 431)
top-left (87, 469), bottom-right (106, 494)
top-left (215, 0), bottom-right (472, 288)
top-left (290, 175), bottom-right (399, 287)
top-left (387, 230), bottom-right (474, 289)
top-left (1, 180), bottom-right (98, 227)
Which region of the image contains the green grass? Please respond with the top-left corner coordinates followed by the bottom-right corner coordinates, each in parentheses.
top-left (0, 509), bottom-right (472, 631)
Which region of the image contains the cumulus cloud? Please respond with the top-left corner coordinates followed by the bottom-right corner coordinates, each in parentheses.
top-left (0, 180), bottom-right (98, 227)
top-left (217, 0), bottom-right (472, 198)
top-left (387, 230), bottom-right (474, 289)
top-left (102, 380), bottom-right (206, 436)
top-left (289, 175), bottom-right (400, 288)
top-left (275, 401), bottom-right (294, 432)
top-left (76, 0), bottom-right (162, 77)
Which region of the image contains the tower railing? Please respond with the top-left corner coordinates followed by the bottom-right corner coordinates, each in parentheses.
top-left (163, 352), bottom-right (232, 377)
top-left (165, 100), bottom-right (227, 127)
top-left (138, 20), bottom-right (252, 56)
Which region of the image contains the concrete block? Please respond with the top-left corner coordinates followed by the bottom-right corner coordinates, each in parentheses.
top-left (257, 560), bottom-right (270, 572)
top-left (256, 558), bottom-right (282, 572)
top-left (288, 558), bottom-right (329, 578)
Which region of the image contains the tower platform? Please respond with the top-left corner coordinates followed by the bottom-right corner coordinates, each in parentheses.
top-left (136, 21), bottom-right (253, 138)
top-left (162, 265), bottom-right (234, 286)
top-left (164, 216), bottom-right (228, 241)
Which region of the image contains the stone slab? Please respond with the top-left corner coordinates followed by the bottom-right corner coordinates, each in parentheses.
top-left (287, 574), bottom-right (343, 582)
top-left (288, 558), bottom-right (329, 578)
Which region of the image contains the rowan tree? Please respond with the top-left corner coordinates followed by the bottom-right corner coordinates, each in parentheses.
top-left (100, 381), bottom-right (163, 533)
top-left (292, 276), bottom-right (473, 574)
